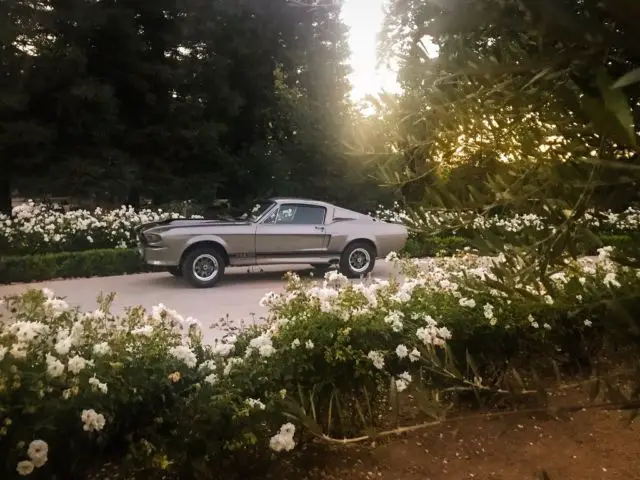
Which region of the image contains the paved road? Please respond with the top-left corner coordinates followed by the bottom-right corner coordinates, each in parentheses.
top-left (0, 263), bottom-right (399, 344)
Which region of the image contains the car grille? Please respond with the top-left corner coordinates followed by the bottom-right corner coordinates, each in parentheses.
top-left (137, 229), bottom-right (148, 245)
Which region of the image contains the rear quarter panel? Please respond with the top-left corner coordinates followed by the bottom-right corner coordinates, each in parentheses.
top-left (325, 221), bottom-right (407, 258)
top-left (372, 222), bottom-right (408, 257)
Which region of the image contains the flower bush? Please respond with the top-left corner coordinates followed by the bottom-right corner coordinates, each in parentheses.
top-left (0, 201), bottom-right (202, 255)
top-left (373, 203), bottom-right (640, 257)
top-left (2, 246), bottom-right (639, 478)
top-left (2, 201), bottom-right (638, 258)
top-left (0, 291), bottom-right (284, 479)
top-left (374, 202), bottom-right (640, 236)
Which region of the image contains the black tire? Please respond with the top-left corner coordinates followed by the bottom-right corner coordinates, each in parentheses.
top-left (339, 241), bottom-right (376, 279)
top-left (167, 267), bottom-right (182, 277)
top-left (182, 247), bottom-right (226, 288)
top-left (311, 263), bottom-right (331, 270)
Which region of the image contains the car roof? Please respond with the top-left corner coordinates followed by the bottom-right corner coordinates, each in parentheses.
top-left (268, 197), bottom-right (334, 208)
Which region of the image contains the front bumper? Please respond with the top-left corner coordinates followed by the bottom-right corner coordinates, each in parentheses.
top-left (137, 243), bottom-right (177, 267)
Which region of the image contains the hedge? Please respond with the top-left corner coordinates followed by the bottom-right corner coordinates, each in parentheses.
top-left (0, 234), bottom-right (636, 284)
top-left (403, 233), bottom-right (637, 258)
top-left (0, 249), bottom-right (152, 284)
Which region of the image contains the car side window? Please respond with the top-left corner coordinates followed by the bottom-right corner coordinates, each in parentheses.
top-left (265, 205), bottom-right (326, 225)
top-left (262, 208), bottom-right (278, 224)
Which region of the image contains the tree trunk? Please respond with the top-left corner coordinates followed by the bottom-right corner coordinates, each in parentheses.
top-left (0, 168), bottom-right (11, 216)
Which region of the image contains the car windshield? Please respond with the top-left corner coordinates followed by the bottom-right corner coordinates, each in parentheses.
top-left (239, 200), bottom-right (275, 222)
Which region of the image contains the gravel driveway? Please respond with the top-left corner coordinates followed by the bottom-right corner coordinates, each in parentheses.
top-left (0, 263), bottom-right (399, 344)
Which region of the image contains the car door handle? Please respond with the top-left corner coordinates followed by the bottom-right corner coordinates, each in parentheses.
top-left (314, 226), bottom-right (325, 231)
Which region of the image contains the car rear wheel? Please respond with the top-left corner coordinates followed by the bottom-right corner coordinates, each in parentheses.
top-left (167, 267), bottom-right (182, 277)
top-left (182, 247), bottom-right (226, 288)
top-left (339, 242), bottom-right (376, 279)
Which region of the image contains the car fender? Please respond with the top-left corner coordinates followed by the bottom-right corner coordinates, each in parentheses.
top-left (180, 234), bottom-right (230, 257)
top-left (326, 225), bottom-right (378, 254)
top-left (344, 233), bottom-right (377, 249)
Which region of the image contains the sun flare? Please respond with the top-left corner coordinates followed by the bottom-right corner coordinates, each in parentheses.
top-left (341, 0), bottom-right (400, 101)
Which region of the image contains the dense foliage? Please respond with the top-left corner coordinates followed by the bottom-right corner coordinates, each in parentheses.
top-left (374, 0), bottom-right (640, 234)
top-left (2, 247), bottom-right (639, 478)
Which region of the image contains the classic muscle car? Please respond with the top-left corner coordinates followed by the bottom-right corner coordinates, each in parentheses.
top-left (136, 197), bottom-right (408, 288)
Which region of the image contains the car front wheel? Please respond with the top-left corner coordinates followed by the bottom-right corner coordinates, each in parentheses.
top-left (182, 247), bottom-right (226, 288)
top-left (339, 242), bottom-right (376, 278)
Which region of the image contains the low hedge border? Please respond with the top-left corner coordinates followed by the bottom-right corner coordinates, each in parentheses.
top-left (403, 233), bottom-right (637, 258)
top-left (0, 248), bottom-right (152, 284)
top-left (0, 234), bottom-right (636, 284)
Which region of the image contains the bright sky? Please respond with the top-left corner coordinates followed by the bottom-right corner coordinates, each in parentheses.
top-left (340, 0), bottom-right (400, 101)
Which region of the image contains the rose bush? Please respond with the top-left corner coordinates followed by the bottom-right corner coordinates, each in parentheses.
top-left (0, 291), bottom-right (287, 479)
top-left (2, 201), bottom-right (638, 257)
top-left (1, 247), bottom-right (639, 478)
top-left (374, 204), bottom-right (640, 257)
top-left (0, 201), bottom-right (202, 255)
top-left (374, 203), bottom-right (640, 236)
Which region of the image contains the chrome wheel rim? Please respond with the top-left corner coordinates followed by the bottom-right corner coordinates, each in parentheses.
top-left (348, 248), bottom-right (371, 273)
top-left (192, 254), bottom-right (219, 282)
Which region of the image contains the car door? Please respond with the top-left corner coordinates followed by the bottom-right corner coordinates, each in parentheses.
top-left (254, 204), bottom-right (329, 262)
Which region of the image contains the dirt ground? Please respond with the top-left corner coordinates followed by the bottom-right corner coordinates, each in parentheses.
top-left (278, 391), bottom-right (640, 480)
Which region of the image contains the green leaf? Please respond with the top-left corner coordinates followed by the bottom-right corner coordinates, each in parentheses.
top-left (551, 359), bottom-right (562, 384)
top-left (579, 156), bottom-right (640, 172)
top-left (443, 343), bottom-right (462, 378)
top-left (389, 376), bottom-right (399, 424)
top-left (622, 409), bottom-right (639, 427)
top-left (612, 68), bottom-right (640, 89)
top-left (353, 398), bottom-right (368, 427)
top-left (536, 469), bottom-right (552, 480)
top-left (412, 387), bottom-right (445, 420)
top-left (597, 70), bottom-right (637, 148)
top-left (521, 67), bottom-right (554, 91)
top-left (581, 94), bottom-right (636, 149)
top-left (511, 367), bottom-right (525, 393)
top-left (278, 398), bottom-right (324, 435)
top-left (588, 378), bottom-right (600, 402)
top-left (604, 380), bottom-right (629, 404)
top-left (465, 349), bottom-right (479, 379)
top-left (531, 368), bottom-right (549, 407)
top-left (604, 299), bottom-right (640, 335)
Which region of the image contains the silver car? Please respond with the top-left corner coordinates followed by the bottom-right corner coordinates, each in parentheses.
top-left (137, 197), bottom-right (408, 288)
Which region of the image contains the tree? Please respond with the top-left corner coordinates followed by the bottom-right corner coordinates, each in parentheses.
top-left (372, 0), bottom-right (640, 274)
top-left (3, 0), bottom-right (364, 211)
top-left (377, 0), bottom-right (639, 205)
top-left (0, 0), bottom-right (53, 214)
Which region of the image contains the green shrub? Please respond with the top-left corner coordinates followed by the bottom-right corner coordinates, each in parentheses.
top-left (402, 233), bottom-right (636, 258)
top-left (1, 249), bottom-right (639, 478)
top-left (0, 249), bottom-right (149, 284)
top-left (403, 235), bottom-right (472, 257)
top-left (0, 291), bottom-right (285, 479)
top-left (586, 234), bottom-right (637, 252)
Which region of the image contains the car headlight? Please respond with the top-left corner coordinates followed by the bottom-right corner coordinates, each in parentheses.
top-left (144, 233), bottom-right (163, 244)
